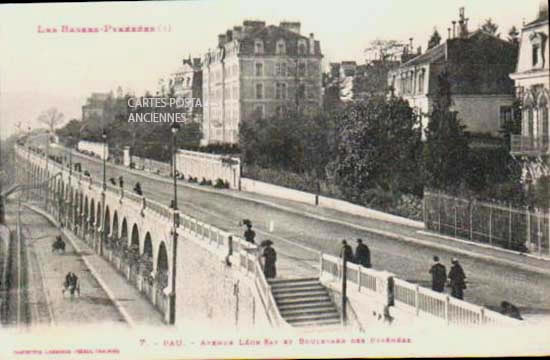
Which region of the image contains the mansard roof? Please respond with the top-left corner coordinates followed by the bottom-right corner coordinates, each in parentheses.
top-left (238, 25), bottom-right (322, 57)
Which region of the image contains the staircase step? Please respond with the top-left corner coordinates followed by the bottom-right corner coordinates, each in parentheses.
top-left (278, 302), bottom-right (335, 312)
top-left (286, 313), bottom-right (341, 323)
top-left (281, 307), bottom-right (339, 317)
top-left (292, 319), bottom-right (342, 328)
top-left (270, 281), bottom-right (321, 289)
top-left (273, 290), bottom-right (329, 301)
top-left (268, 277), bottom-right (319, 285)
top-left (272, 285), bottom-right (324, 294)
top-left (276, 297), bottom-right (333, 307)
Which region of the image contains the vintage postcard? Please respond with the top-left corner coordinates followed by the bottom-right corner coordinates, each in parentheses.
top-left (0, 0), bottom-right (549, 358)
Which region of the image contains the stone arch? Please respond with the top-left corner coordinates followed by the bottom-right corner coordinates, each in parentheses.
top-left (131, 224), bottom-right (140, 250)
top-left (112, 211), bottom-right (119, 239)
top-left (96, 202), bottom-right (102, 229)
top-left (120, 218), bottom-right (128, 244)
top-left (90, 198), bottom-right (95, 225)
top-left (143, 232), bottom-right (153, 257)
top-left (156, 242), bottom-right (169, 289)
top-left (104, 206), bottom-right (111, 246)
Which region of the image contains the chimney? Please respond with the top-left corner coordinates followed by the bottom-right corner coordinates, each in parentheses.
top-left (417, 46), bottom-right (422, 55)
top-left (309, 33), bottom-right (315, 55)
top-left (409, 37), bottom-right (413, 52)
top-left (233, 26), bottom-right (242, 40)
top-left (458, 7), bottom-right (468, 38)
top-left (226, 29), bottom-right (233, 42)
top-left (452, 21), bottom-right (456, 38)
top-left (218, 34), bottom-right (227, 47)
top-left (539, 1), bottom-right (549, 20)
top-left (447, 27), bottom-right (451, 39)
top-left (243, 20), bottom-right (266, 33)
top-left (279, 21), bottom-right (301, 34)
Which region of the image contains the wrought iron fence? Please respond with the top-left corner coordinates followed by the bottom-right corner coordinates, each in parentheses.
top-left (424, 191), bottom-right (550, 257)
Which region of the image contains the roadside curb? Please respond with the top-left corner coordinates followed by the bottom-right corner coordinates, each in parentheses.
top-left (64, 149), bottom-right (550, 275)
top-left (23, 203), bottom-right (136, 328)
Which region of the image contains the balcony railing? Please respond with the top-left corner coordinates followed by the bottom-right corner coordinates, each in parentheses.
top-left (511, 135), bottom-right (550, 155)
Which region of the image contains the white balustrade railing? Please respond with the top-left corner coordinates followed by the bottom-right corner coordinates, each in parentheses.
top-left (319, 252), bottom-right (521, 327)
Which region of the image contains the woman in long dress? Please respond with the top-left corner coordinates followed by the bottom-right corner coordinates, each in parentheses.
top-left (262, 242), bottom-right (277, 279)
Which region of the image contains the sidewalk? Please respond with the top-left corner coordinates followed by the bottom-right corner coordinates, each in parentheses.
top-left (25, 203), bottom-right (166, 328)
top-left (60, 148), bottom-right (550, 275)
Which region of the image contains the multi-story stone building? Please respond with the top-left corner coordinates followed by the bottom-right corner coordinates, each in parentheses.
top-left (388, 8), bottom-right (518, 139)
top-left (167, 56), bottom-right (203, 122)
top-left (509, 1), bottom-right (549, 184)
top-left (202, 20), bottom-right (323, 145)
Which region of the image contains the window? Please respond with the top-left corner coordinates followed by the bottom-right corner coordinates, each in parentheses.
top-left (254, 40), bottom-right (264, 54)
top-left (298, 39), bottom-right (307, 55)
top-left (275, 83), bottom-right (287, 99)
top-left (254, 105), bottom-right (264, 119)
top-left (276, 39), bottom-right (286, 55)
top-left (298, 62), bottom-right (306, 77)
top-left (298, 83), bottom-right (306, 98)
top-left (499, 106), bottom-right (513, 128)
top-left (256, 83), bottom-right (263, 99)
top-left (276, 105), bottom-right (287, 117)
top-left (533, 44), bottom-right (540, 66)
top-left (418, 70), bottom-right (425, 94)
top-left (275, 62), bottom-right (287, 76)
top-left (255, 62), bottom-right (263, 76)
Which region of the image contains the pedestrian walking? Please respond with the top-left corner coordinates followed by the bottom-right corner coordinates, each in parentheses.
top-left (262, 240), bottom-right (277, 279)
top-left (429, 256), bottom-right (447, 293)
top-left (354, 238), bottom-right (371, 268)
top-left (118, 176), bottom-right (124, 188)
top-left (340, 240), bottom-right (354, 263)
top-left (448, 258), bottom-right (467, 300)
top-left (244, 222), bottom-right (256, 244)
top-left (133, 182), bottom-right (143, 195)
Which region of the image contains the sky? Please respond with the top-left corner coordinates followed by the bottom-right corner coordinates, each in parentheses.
top-left (0, 0), bottom-right (543, 138)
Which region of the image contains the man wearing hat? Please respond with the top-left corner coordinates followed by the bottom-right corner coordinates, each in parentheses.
top-left (429, 256), bottom-right (446, 293)
top-left (354, 238), bottom-right (371, 268)
top-left (340, 240), bottom-right (354, 263)
top-left (448, 258), bottom-right (467, 299)
top-left (244, 222), bottom-right (256, 244)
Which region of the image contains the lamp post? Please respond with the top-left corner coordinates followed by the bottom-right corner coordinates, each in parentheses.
top-left (101, 130), bottom-right (107, 256)
top-left (169, 122), bottom-right (180, 325)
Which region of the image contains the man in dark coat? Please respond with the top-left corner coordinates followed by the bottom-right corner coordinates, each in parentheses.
top-left (244, 223), bottom-right (256, 244)
top-left (448, 258), bottom-right (467, 300)
top-left (429, 256), bottom-right (447, 292)
top-left (340, 240), bottom-right (354, 263)
top-left (354, 238), bottom-right (371, 268)
top-left (262, 242), bottom-right (277, 279)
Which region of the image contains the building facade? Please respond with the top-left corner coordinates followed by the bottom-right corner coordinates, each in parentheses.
top-left (509, 1), bottom-right (549, 184)
top-left (388, 10), bottom-right (517, 138)
top-left (202, 20), bottom-right (323, 145)
top-left (167, 56), bottom-right (203, 122)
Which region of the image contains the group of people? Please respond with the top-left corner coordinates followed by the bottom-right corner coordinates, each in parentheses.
top-left (429, 256), bottom-right (467, 299)
top-left (340, 239), bottom-right (371, 268)
top-left (242, 221), bottom-right (277, 280)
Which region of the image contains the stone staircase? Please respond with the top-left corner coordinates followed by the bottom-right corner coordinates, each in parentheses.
top-left (269, 277), bottom-right (341, 328)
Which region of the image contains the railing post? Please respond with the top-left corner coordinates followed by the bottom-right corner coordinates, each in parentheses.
top-left (415, 285), bottom-right (420, 316)
top-left (479, 307), bottom-right (485, 325)
top-left (508, 204), bottom-right (512, 249)
top-left (488, 205), bottom-right (493, 245)
top-left (445, 295), bottom-right (450, 325)
top-left (527, 207), bottom-right (531, 251)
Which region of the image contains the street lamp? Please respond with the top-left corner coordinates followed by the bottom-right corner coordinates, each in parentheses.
top-left (101, 129), bottom-right (107, 256)
top-left (169, 122), bottom-right (180, 325)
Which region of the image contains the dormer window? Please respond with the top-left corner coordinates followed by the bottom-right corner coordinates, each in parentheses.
top-left (254, 39), bottom-right (264, 54)
top-left (529, 32), bottom-right (547, 68)
top-left (276, 39), bottom-right (286, 55)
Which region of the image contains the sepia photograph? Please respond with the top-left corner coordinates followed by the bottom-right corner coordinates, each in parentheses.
top-left (0, 0), bottom-right (549, 358)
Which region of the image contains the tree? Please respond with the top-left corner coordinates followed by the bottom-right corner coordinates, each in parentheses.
top-left (480, 18), bottom-right (500, 37)
top-left (423, 70), bottom-right (470, 191)
top-left (336, 96), bottom-right (423, 205)
top-left (37, 107), bottom-right (64, 133)
top-left (364, 39), bottom-right (405, 62)
top-left (427, 28), bottom-right (442, 50)
top-left (507, 26), bottom-right (520, 47)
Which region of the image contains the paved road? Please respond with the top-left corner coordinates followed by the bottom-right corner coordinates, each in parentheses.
top-left (17, 204), bottom-right (127, 327)
top-left (50, 147), bottom-right (550, 322)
